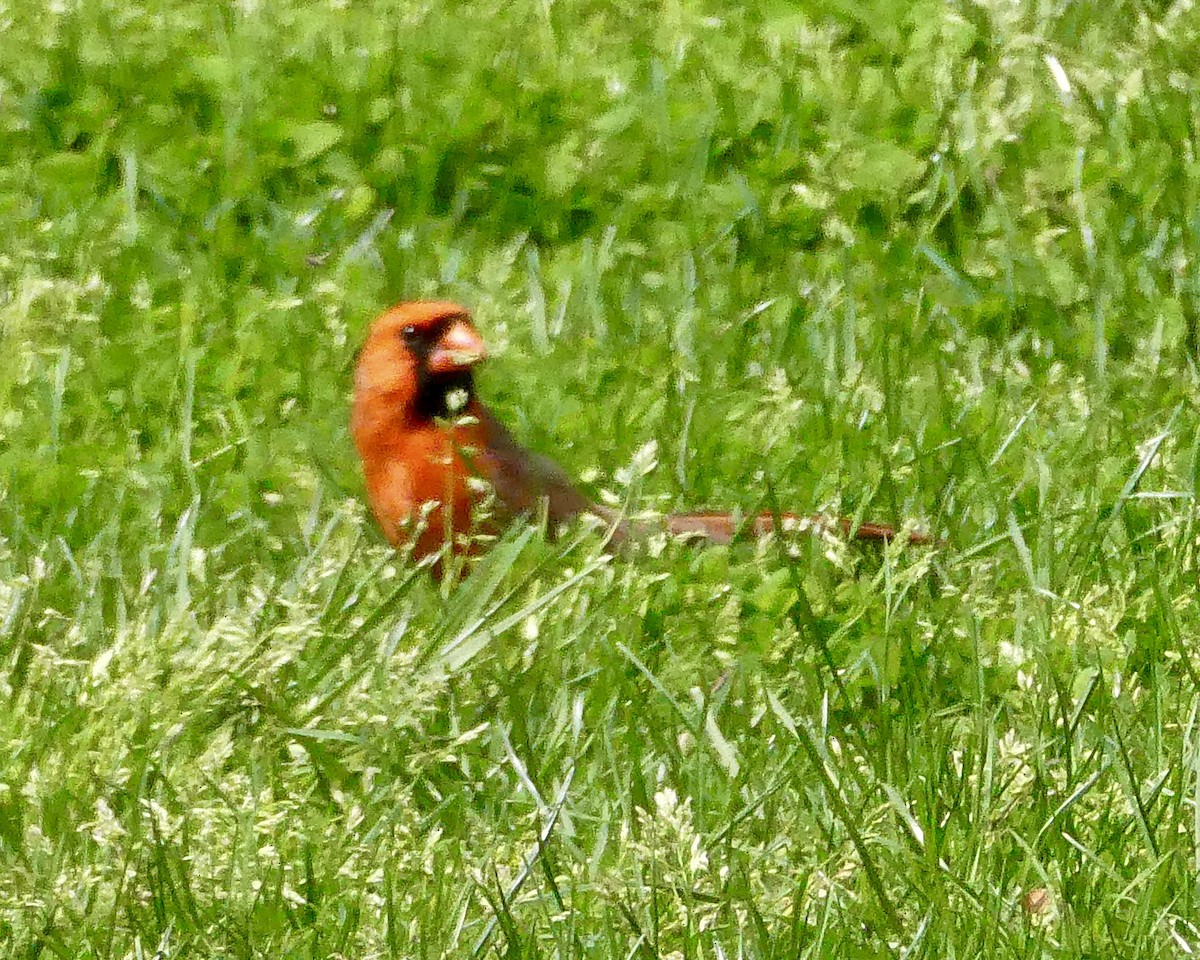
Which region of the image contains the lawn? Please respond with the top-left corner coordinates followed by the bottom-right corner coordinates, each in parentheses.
top-left (1, 0), bottom-right (1199, 955)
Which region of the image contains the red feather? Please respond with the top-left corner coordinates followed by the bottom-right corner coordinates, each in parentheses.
top-left (352, 302), bottom-right (937, 569)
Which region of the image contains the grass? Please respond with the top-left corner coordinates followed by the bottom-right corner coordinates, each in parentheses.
top-left (1, 0), bottom-right (1199, 955)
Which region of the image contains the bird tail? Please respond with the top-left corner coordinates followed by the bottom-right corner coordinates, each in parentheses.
top-left (592, 506), bottom-right (936, 547)
top-left (662, 512), bottom-right (935, 545)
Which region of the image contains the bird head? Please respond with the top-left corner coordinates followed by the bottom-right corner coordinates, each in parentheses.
top-left (354, 301), bottom-right (488, 421)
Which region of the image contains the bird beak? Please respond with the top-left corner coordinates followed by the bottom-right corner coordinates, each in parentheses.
top-left (427, 320), bottom-right (488, 374)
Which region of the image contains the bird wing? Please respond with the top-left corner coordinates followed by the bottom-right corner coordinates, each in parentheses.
top-left (461, 406), bottom-right (931, 548)
top-left (469, 405), bottom-right (599, 529)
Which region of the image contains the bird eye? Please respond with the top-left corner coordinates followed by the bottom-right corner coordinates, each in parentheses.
top-left (400, 324), bottom-right (418, 342)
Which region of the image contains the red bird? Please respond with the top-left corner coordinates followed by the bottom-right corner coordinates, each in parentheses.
top-left (352, 301), bottom-right (933, 566)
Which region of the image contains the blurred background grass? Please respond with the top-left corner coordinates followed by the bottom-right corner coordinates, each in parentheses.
top-left (1, 0), bottom-right (1199, 955)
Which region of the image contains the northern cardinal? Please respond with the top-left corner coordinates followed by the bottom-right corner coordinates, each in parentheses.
top-left (351, 301), bottom-right (934, 566)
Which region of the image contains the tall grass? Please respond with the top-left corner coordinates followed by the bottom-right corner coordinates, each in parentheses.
top-left (1, 0), bottom-right (1198, 954)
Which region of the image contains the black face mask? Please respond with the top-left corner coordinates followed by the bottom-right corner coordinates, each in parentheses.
top-left (396, 317), bottom-right (478, 422)
top-left (414, 368), bottom-right (476, 421)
